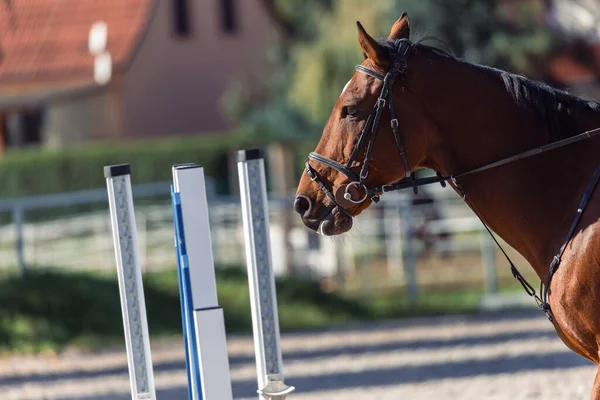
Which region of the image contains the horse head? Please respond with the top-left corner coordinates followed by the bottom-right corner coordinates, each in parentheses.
top-left (294, 13), bottom-right (437, 235)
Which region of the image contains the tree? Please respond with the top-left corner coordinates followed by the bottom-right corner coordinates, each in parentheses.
top-left (225, 0), bottom-right (555, 140)
top-left (259, 0), bottom-right (333, 40)
top-left (289, 0), bottom-right (555, 127)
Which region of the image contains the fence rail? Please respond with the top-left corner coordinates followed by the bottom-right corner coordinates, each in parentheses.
top-left (0, 181), bottom-right (536, 299)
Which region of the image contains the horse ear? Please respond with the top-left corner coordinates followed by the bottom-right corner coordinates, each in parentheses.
top-left (357, 21), bottom-right (389, 70)
top-left (388, 12), bottom-right (410, 40)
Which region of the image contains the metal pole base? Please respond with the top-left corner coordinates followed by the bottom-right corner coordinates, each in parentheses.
top-left (257, 374), bottom-right (295, 400)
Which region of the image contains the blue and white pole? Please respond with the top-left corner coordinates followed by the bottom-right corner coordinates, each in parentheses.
top-left (237, 149), bottom-right (295, 400)
top-left (172, 164), bottom-right (233, 400)
top-left (105, 164), bottom-right (156, 400)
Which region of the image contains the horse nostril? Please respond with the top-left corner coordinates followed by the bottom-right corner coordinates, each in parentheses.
top-left (294, 195), bottom-right (311, 215)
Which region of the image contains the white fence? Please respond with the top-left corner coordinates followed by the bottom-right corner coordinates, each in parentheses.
top-left (0, 181), bottom-right (344, 279)
top-left (0, 181), bottom-right (535, 297)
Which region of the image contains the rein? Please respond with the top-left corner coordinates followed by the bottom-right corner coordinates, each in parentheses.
top-left (453, 157), bottom-right (600, 322)
top-left (371, 125), bottom-right (600, 194)
top-left (305, 38), bottom-right (600, 320)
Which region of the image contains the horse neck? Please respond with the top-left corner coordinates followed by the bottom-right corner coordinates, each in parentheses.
top-left (411, 53), bottom-right (600, 277)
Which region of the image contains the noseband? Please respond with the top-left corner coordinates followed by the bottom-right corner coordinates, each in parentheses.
top-left (305, 39), bottom-right (447, 215)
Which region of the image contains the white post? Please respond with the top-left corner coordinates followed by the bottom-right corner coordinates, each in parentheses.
top-left (137, 212), bottom-right (148, 273)
top-left (13, 205), bottom-right (25, 276)
top-left (172, 164), bottom-right (233, 400)
top-left (237, 149), bottom-right (295, 400)
top-left (399, 193), bottom-right (418, 305)
top-left (104, 164), bottom-right (156, 400)
top-left (383, 194), bottom-right (404, 279)
top-left (481, 229), bottom-right (498, 293)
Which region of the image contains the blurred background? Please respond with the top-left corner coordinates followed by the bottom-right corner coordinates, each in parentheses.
top-left (1, 0), bottom-right (600, 399)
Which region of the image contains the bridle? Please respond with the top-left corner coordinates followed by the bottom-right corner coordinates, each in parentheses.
top-left (305, 38), bottom-right (446, 216)
top-left (303, 38), bottom-right (600, 321)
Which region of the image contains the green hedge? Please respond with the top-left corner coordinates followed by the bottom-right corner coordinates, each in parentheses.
top-left (0, 135), bottom-right (237, 197)
top-left (0, 267), bottom-right (488, 353)
top-left (0, 134), bottom-right (319, 198)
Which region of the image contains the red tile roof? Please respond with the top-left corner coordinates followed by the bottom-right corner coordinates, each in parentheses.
top-left (0, 0), bottom-right (155, 89)
top-left (545, 44), bottom-right (600, 86)
top-left (547, 54), bottom-right (596, 85)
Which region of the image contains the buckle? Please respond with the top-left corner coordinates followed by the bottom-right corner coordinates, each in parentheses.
top-left (400, 42), bottom-right (411, 56)
top-left (549, 255), bottom-right (561, 272)
top-left (391, 119), bottom-right (399, 129)
top-left (541, 303), bottom-right (553, 322)
top-left (437, 172), bottom-right (447, 188)
top-left (532, 296), bottom-right (553, 321)
top-left (343, 181), bottom-right (369, 204)
top-left (534, 296), bottom-right (544, 309)
top-left (377, 98), bottom-right (386, 109)
top-left (451, 176), bottom-right (466, 199)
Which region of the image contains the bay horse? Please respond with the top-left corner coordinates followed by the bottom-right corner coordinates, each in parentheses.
top-left (294, 13), bottom-right (600, 398)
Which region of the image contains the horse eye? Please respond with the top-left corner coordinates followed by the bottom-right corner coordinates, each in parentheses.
top-left (344, 106), bottom-right (358, 118)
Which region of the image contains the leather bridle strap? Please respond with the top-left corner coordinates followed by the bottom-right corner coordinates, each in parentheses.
top-left (368, 125), bottom-right (600, 196)
top-left (305, 38), bottom-right (416, 213)
top-left (451, 157), bottom-right (600, 322)
top-left (355, 65), bottom-right (386, 80)
top-left (345, 113), bottom-right (375, 171)
top-left (358, 72), bottom-right (393, 183)
top-left (368, 172), bottom-right (448, 196)
top-left (389, 84), bottom-right (412, 179)
top-left (307, 152), bottom-right (361, 183)
top-left (304, 158), bottom-right (354, 218)
top-left (540, 160), bottom-right (600, 320)
top-left (455, 126), bottom-right (600, 179)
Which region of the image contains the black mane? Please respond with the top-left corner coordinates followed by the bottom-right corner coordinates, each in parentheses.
top-left (379, 39), bottom-right (600, 142)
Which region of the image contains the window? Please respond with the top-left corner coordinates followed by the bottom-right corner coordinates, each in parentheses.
top-left (221, 0), bottom-right (237, 33)
top-left (22, 109), bottom-right (42, 145)
top-left (173, 0), bottom-right (191, 37)
top-left (4, 109), bottom-right (43, 148)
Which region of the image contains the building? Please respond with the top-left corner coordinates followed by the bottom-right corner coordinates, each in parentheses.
top-left (0, 0), bottom-right (279, 150)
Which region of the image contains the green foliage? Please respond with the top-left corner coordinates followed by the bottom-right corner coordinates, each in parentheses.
top-left (0, 135), bottom-right (240, 197)
top-left (235, 101), bottom-right (317, 142)
top-left (402, 1), bottom-right (554, 75)
top-left (289, 0), bottom-right (406, 124)
top-left (273, 0), bottom-right (333, 40)
top-left (0, 268), bottom-right (370, 353)
top-left (0, 269), bottom-right (181, 352)
top-left (289, 0), bottom-right (554, 126)
top-left (0, 134), bottom-right (320, 204)
top-left (230, 0), bottom-right (555, 140)
top-left (0, 267), bottom-right (529, 354)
